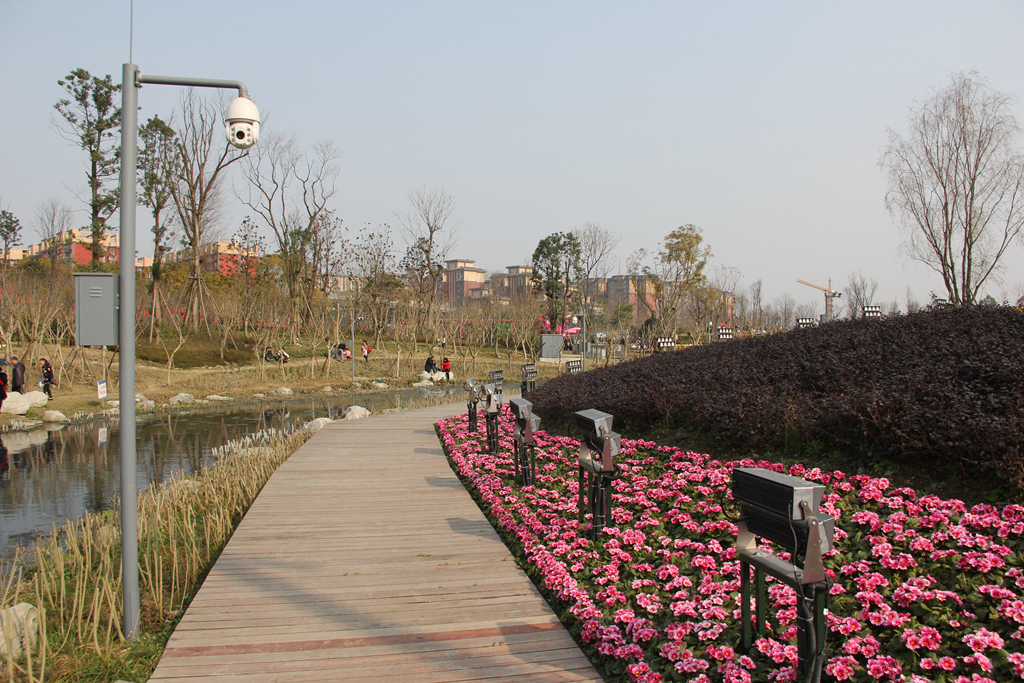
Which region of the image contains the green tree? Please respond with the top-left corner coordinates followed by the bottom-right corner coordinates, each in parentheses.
top-left (0, 207), bottom-right (22, 269)
top-left (629, 224), bottom-right (712, 337)
top-left (881, 71), bottom-right (1024, 305)
top-left (53, 69), bottom-right (121, 263)
top-left (139, 115), bottom-right (179, 284)
top-left (531, 232), bottom-right (581, 332)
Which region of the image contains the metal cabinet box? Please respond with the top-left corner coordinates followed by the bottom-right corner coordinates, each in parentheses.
top-left (74, 273), bottom-right (119, 346)
top-left (540, 334), bottom-right (562, 358)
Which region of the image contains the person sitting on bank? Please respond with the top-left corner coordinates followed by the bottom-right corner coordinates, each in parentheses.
top-left (278, 348), bottom-right (290, 364)
top-left (264, 347), bottom-right (279, 362)
top-left (424, 355), bottom-right (438, 373)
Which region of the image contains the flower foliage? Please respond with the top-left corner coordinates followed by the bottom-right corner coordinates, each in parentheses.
top-left (438, 408), bottom-right (1024, 682)
top-left (527, 306), bottom-right (1024, 486)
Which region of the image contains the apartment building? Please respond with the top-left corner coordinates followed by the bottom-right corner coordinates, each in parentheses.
top-left (28, 228), bottom-right (120, 264)
top-left (164, 241), bottom-right (258, 276)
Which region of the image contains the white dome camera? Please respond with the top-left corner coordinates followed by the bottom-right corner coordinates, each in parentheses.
top-left (224, 96), bottom-right (260, 149)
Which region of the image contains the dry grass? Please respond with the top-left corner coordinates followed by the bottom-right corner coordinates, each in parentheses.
top-left (0, 427), bottom-right (311, 682)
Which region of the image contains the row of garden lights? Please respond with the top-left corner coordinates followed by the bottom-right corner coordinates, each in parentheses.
top-left (570, 405), bottom-right (837, 683)
top-left (461, 385), bottom-right (838, 682)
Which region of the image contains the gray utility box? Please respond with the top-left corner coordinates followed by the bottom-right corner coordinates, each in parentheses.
top-left (540, 334), bottom-right (562, 359)
top-left (74, 273), bottom-right (119, 346)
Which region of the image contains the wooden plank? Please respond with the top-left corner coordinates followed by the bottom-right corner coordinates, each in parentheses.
top-left (149, 403), bottom-right (599, 682)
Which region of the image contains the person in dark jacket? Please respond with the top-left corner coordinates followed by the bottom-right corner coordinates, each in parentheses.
top-left (424, 355), bottom-right (438, 373)
top-left (39, 359), bottom-right (54, 400)
top-left (0, 368), bottom-right (7, 411)
top-left (11, 356), bottom-right (24, 394)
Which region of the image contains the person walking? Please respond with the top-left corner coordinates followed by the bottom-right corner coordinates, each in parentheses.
top-left (441, 357), bottom-right (451, 381)
top-left (11, 356), bottom-right (25, 394)
top-left (362, 340), bottom-right (371, 364)
top-left (39, 359), bottom-right (54, 400)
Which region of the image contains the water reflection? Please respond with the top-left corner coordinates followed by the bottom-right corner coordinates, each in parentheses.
top-left (0, 387), bottom-right (464, 556)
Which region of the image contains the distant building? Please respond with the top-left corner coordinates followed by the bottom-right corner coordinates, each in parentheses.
top-left (441, 259), bottom-right (487, 307)
top-left (28, 228), bottom-right (120, 265)
top-left (2, 248), bottom-right (25, 266)
top-left (165, 241), bottom-right (258, 276)
top-left (506, 265), bottom-right (534, 301)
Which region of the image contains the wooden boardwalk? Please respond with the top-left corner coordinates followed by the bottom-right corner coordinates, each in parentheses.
top-left (149, 403), bottom-right (601, 682)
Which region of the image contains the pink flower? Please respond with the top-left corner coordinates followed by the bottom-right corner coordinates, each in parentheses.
top-left (1000, 599), bottom-right (1024, 624)
top-left (963, 628), bottom-right (1004, 652)
top-left (901, 628), bottom-right (922, 650)
top-left (866, 655), bottom-right (902, 680)
top-left (1008, 652), bottom-right (1024, 676)
top-left (825, 656), bottom-right (857, 680)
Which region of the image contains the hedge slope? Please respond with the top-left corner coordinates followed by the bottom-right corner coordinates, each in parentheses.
top-left (529, 306), bottom-right (1024, 484)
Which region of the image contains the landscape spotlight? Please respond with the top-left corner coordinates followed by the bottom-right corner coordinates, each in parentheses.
top-left (488, 369), bottom-right (504, 396)
top-left (482, 382), bottom-right (501, 454)
top-left (717, 325), bottom-right (733, 341)
top-left (863, 305), bottom-right (882, 319)
top-left (509, 397), bottom-right (541, 486)
top-left (797, 317), bottom-right (815, 329)
top-left (656, 336), bottom-right (674, 350)
top-left (465, 378), bottom-right (480, 432)
top-left (575, 409), bottom-right (620, 473)
top-left (521, 363), bottom-right (538, 396)
top-left (482, 382), bottom-right (501, 414)
top-left (574, 408), bottom-right (621, 537)
top-left (733, 467), bottom-right (835, 683)
top-left (565, 359), bottom-right (582, 374)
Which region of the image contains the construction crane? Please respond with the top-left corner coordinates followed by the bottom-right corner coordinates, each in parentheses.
top-left (797, 278), bottom-right (842, 323)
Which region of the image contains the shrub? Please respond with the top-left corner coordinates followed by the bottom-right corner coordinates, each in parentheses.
top-left (528, 306), bottom-right (1024, 486)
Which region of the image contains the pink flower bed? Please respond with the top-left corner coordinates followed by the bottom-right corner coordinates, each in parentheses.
top-left (437, 408), bottom-right (1024, 683)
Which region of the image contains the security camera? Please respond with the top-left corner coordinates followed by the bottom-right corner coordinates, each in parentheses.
top-left (224, 96), bottom-right (260, 149)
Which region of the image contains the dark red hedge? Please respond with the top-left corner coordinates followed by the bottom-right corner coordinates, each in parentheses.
top-left (528, 306), bottom-right (1024, 484)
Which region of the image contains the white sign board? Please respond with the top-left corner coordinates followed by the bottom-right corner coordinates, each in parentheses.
top-left (97, 379), bottom-right (107, 400)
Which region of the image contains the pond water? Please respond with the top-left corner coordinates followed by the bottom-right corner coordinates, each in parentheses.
top-left (0, 387), bottom-right (469, 558)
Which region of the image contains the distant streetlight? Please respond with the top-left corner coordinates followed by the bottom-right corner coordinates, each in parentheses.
top-left (118, 63), bottom-right (258, 640)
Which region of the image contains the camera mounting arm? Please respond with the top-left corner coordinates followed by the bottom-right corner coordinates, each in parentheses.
top-left (137, 72), bottom-right (249, 97)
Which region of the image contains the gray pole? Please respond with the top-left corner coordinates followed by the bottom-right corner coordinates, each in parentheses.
top-left (581, 309), bottom-right (587, 372)
top-left (119, 62), bottom-right (140, 640)
top-left (116, 65), bottom-right (251, 641)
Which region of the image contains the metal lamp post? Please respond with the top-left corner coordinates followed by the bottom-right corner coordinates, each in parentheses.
top-left (118, 63), bottom-right (256, 639)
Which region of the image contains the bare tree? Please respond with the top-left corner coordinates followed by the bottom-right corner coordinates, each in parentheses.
top-left (709, 265), bottom-right (743, 328)
top-left (353, 224), bottom-right (402, 349)
top-left (34, 198), bottom-right (74, 274)
top-left (844, 271), bottom-right (879, 318)
top-left (239, 132), bottom-right (340, 307)
top-left (772, 293), bottom-right (797, 330)
top-left (795, 300), bottom-right (819, 323)
top-left (169, 89), bottom-right (247, 333)
top-left (905, 286), bottom-right (922, 314)
top-left (881, 70), bottom-right (1024, 305)
top-left (572, 221), bottom-right (620, 331)
top-left (397, 186), bottom-right (459, 338)
top-left (747, 279), bottom-right (764, 331)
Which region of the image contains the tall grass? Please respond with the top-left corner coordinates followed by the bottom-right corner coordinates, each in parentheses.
top-left (0, 427), bottom-right (311, 682)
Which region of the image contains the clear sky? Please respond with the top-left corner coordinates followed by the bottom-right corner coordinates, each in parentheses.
top-left (3, 1), bottom-right (1024, 313)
